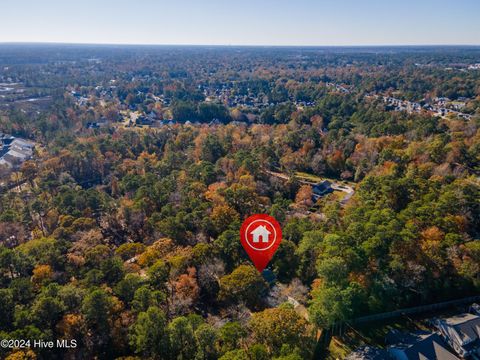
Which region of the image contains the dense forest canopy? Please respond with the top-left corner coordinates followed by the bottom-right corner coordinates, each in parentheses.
top-left (0, 45), bottom-right (479, 359)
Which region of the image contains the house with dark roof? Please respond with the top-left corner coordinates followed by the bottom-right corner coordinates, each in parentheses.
top-left (86, 122), bottom-right (100, 129)
top-left (86, 120), bottom-right (108, 129)
top-left (312, 180), bottom-right (333, 200)
top-left (0, 133), bottom-right (15, 145)
top-left (135, 116), bottom-right (153, 126)
top-left (387, 330), bottom-right (459, 360)
top-left (160, 119), bottom-right (176, 126)
top-left (433, 313), bottom-right (480, 358)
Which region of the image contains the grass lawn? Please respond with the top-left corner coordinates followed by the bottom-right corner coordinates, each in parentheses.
top-left (327, 337), bottom-right (355, 359)
top-left (295, 171), bottom-right (356, 187)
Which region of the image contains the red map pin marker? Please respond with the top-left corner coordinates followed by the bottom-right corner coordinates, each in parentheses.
top-left (240, 214), bottom-right (282, 272)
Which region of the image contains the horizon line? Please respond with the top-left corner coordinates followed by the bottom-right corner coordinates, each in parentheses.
top-left (1, 41), bottom-right (480, 48)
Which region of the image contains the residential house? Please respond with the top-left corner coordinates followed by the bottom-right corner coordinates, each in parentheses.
top-left (0, 133), bottom-right (15, 146)
top-left (86, 120), bottom-right (108, 129)
top-left (387, 330), bottom-right (460, 360)
top-left (135, 116), bottom-right (153, 126)
top-left (312, 180), bottom-right (333, 200)
top-left (433, 313), bottom-right (480, 358)
top-left (434, 97), bottom-right (451, 107)
top-left (3, 149), bottom-right (29, 165)
top-left (10, 138), bottom-right (34, 151)
top-left (0, 135), bottom-right (35, 175)
top-left (3, 138), bottom-right (34, 166)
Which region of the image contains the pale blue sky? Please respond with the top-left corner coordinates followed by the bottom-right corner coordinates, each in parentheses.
top-left (1, 0), bottom-right (479, 45)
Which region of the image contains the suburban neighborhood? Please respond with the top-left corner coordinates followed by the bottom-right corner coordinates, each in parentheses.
top-left (0, 132), bottom-right (35, 177)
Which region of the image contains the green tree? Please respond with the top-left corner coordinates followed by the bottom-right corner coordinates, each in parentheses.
top-left (309, 282), bottom-right (366, 328)
top-left (214, 230), bottom-right (245, 271)
top-left (0, 289), bottom-right (14, 330)
top-left (271, 240), bottom-right (298, 282)
top-left (16, 237), bottom-right (61, 267)
top-left (131, 286), bottom-right (167, 313)
top-left (31, 295), bottom-right (65, 329)
top-left (249, 307), bottom-right (314, 358)
top-left (114, 273), bottom-right (145, 303)
top-left (59, 284), bottom-right (85, 312)
top-left (249, 344), bottom-right (269, 360)
top-left (195, 323), bottom-right (218, 360)
top-left (218, 265), bottom-right (267, 309)
top-left (148, 260), bottom-right (169, 289)
top-left (168, 316), bottom-right (197, 359)
top-left (200, 134), bottom-right (225, 163)
top-left (9, 278), bottom-right (34, 304)
top-left (219, 349), bottom-right (248, 360)
top-left (219, 322), bottom-right (246, 353)
top-left (81, 289), bottom-right (111, 332)
top-left (101, 256), bottom-right (125, 284)
top-left (223, 184), bottom-right (259, 217)
top-left (129, 306), bottom-right (169, 359)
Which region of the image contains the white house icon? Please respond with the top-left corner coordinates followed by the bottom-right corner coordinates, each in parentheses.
top-left (250, 225), bottom-right (271, 243)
